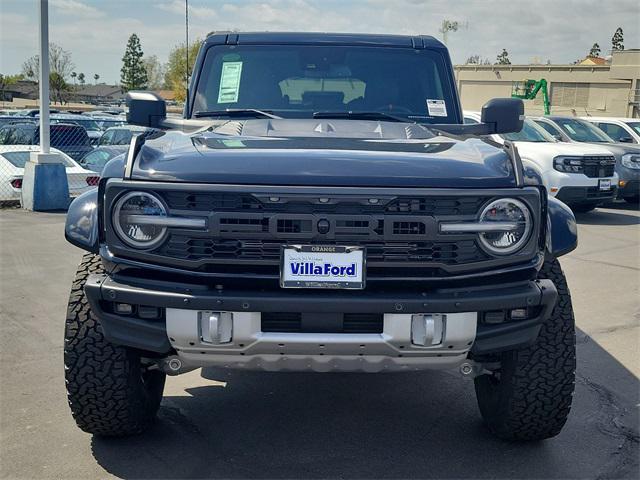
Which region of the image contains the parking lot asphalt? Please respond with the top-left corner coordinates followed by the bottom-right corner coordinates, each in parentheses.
top-left (0, 204), bottom-right (638, 480)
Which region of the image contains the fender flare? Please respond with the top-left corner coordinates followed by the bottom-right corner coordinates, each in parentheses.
top-left (65, 155), bottom-right (126, 253)
top-left (546, 195), bottom-right (578, 258)
top-left (521, 159), bottom-right (546, 187)
top-left (65, 188), bottom-right (99, 253)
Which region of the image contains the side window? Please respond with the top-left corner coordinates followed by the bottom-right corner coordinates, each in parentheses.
top-left (80, 151), bottom-right (97, 166)
top-left (597, 123), bottom-right (634, 143)
top-left (0, 127), bottom-right (8, 144)
top-left (4, 127), bottom-right (17, 144)
top-left (113, 130), bottom-right (132, 145)
top-left (16, 128), bottom-right (33, 144)
top-left (463, 116), bottom-right (479, 125)
top-left (85, 150), bottom-right (108, 167)
top-left (535, 121), bottom-right (561, 137)
top-left (99, 130), bottom-right (114, 145)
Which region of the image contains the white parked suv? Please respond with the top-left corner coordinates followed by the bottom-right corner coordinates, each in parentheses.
top-left (464, 112), bottom-right (618, 211)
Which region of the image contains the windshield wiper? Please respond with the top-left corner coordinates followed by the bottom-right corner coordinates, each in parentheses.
top-left (313, 111), bottom-right (409, 123)
top-left (194, 109), bottom-right (281, 119)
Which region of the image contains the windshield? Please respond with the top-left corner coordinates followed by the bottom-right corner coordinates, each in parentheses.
top-left (625, 122), bottom-right (640, 136)
top-left (502, 119), bottom-right (556, 142)
top-left (193, 45), bottom-right (457, 123)
top-left (555, 118), bottom-right (614, 143)
top-left (2, 150), bottom-right (75, 168)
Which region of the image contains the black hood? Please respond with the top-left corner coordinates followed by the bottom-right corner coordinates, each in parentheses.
top-left (131, 119), bottom-right (516, 188)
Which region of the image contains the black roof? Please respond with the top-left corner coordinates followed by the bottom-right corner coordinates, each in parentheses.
top-left (204, 32), bottom-right (445, 49)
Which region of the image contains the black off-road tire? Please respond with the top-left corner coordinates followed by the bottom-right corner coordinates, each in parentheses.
top-left (64, 254), bottom-right (166, 436)
top-left (474, 257), bottom-right (576, 441)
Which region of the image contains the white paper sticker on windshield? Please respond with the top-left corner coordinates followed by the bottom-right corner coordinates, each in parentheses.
top-left (426, 99), bottom-right (447, 117)
top-left (217, 61), bottom-right (243, 103)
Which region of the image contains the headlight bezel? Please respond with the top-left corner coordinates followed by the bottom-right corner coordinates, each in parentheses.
top-left (477, 198), bottom-right (533, 256)
top-left (553, 155), bottom-right (584, 174)
top-left (621, 153), bottom-right (640, 170)
top-left (112, 191), bottom-right (168, 249)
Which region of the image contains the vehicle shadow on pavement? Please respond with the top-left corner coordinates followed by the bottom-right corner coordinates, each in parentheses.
top-left (90, 328), bottom-right (640, 480)
top-left (574, 209), bottom-right (639, 226)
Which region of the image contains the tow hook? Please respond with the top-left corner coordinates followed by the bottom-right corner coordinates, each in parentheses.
top-left (459, 361), bottom-right (490, 379)
top-left (162, 356), bottom-right (184, 375)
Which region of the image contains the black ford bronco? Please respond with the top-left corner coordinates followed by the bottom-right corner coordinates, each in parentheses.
top-left (64, 32), bottom-right (578, 440)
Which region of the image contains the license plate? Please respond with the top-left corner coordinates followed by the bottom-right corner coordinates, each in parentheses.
top-left (280, 245), bottom-right (365, 289)
top-left (599, 179), bottom-right (611, 191)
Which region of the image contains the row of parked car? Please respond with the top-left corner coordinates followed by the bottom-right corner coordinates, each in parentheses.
top-left (464, 113), bottom-right (640, 211)
top-left (0, 108), bottom-right (638, 210)
top-left (0, 111), bottom-right (147, 202)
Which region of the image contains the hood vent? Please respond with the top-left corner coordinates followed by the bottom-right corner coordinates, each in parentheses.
top-left (209, 118), bottom-right (436, 139)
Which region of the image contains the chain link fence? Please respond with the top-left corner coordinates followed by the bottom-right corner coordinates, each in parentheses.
top-left (0, 110), bottom-right (129, 207)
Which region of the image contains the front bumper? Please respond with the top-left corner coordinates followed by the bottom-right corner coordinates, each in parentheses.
top-left (616, 165), bottom-right (640, 199)
top-left (618, 179), bottom-right (640, 199)
top-left (84, 273), bottom-right (557, 372)
top-left (556, 185), bottom-right (617, 206)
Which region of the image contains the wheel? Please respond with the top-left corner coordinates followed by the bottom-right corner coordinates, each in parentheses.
top-left (64, 254), bottom-right (166, 436)
top-left (474, 258), bottom-right (576, 441)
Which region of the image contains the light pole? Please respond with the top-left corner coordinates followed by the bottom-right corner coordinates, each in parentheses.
top-left (22, 0), bottom-right (69, 211)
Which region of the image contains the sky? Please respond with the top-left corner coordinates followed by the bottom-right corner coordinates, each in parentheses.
top-left (1, 0), bottom-right (639, 84)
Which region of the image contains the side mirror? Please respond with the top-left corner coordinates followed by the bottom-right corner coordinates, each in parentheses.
top-left (553, 134), bottom-right (564, 142)
top-left (481, 98), bottom-right (524, 134)
top-left (619, 136), bottom-right (633, 143)
top-left (126, 91), bottom-right (166, 128)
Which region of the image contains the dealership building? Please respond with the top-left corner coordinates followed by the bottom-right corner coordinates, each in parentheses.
top-left (454, 49), bottom-right (640, 118)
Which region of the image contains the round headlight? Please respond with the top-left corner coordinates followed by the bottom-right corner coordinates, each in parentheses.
top-left (478, 198), bottom-right (532, 255)
top-left (112, 191), bottom-right (167, 249)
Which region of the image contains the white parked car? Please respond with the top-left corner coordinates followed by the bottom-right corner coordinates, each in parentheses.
top-left (581, 117), bottom-right (640, 144)
top-left (464, 112), bottom-right (618, 211)
top-left (0, 146), bottom-right (99, 203)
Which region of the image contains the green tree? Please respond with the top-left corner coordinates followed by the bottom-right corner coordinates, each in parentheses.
top-left (611, 27), bottom-right (624, 51)
top-left (78, 72), bottom-right (85, 85)
top-left (120, 33), bottom-right (148, 91)
top-left (496, 48), bottom-right (511, 65)
top-left (588, 43), bottom-right (601, 58)
top-left (165, 39), bottom-right (202, 102)
top-left (49, 72), bottom-right (69, 105)
top-left (142, 55), bottom-right (166, 90)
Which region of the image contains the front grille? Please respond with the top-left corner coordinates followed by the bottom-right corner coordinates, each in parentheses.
top-left (261, 312), bottom-right (383, 333)
top-left (159, 237), bottom-right (485, 265)
top-left (104, 186), bottom-right (541, 279)
top-left (152, 191), bottom-right (493, 269)
top-left (582, 156), bottom-right (616, 178)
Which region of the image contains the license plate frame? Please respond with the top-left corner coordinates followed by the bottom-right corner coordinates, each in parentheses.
top-left (599, 179), bottom-right (612, 191)
top-left (280, 245), bottom-right (365, 289)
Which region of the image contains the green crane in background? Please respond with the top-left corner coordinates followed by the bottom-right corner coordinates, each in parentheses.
top-left (511, 79), bottom-right (550, 115)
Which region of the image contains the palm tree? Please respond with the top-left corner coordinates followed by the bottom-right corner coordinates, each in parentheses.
top-left (94, 73), bottom-right (100, 85)
top-left (78, 72), bottom-right (85, 85)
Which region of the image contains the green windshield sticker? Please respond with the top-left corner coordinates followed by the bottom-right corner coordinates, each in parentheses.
top-left (217, 61), bottom-right (243, 103)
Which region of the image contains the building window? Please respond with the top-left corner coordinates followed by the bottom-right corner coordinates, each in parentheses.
top-left (551, 82), bottom-right (590, 107)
